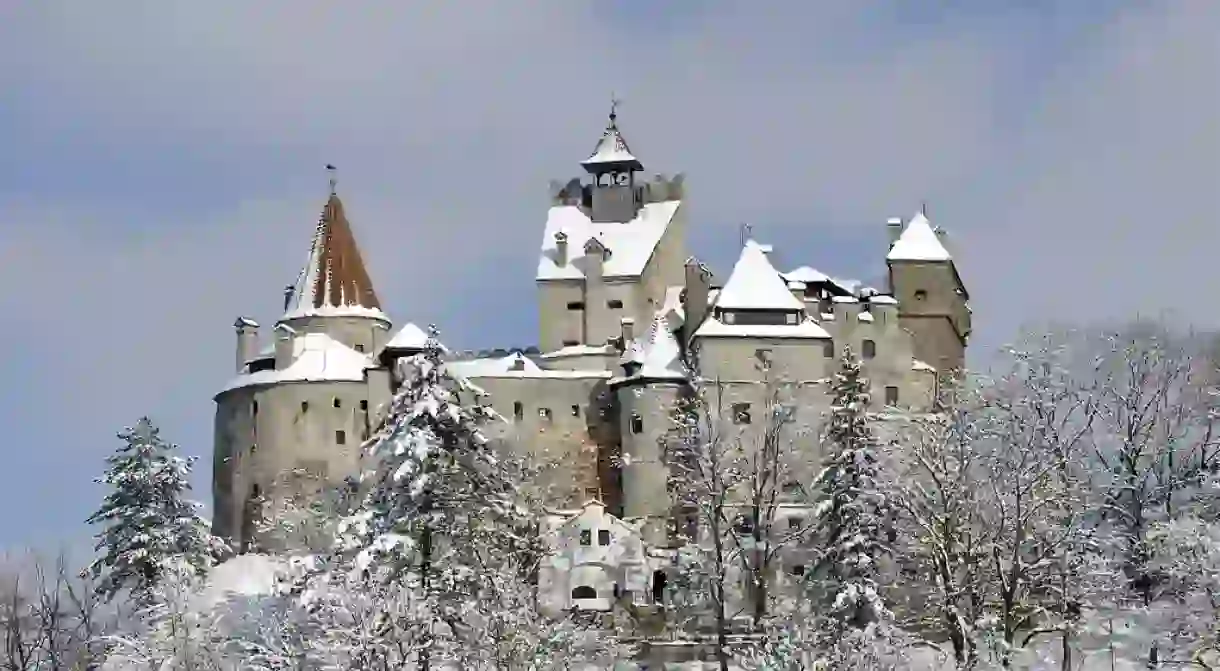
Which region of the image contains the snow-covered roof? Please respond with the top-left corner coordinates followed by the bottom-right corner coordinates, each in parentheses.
top-left (782, 266), bottom-right (830, 284)
top-left (539, 343), bottom-right (614, 360)
top-left (714, 240), bottom-right (805, 311)
top-left (886, 211), bottom-right (952, 262)
top-left (694, 316), bottom-right (832, 340)
top-left (580, 110), bottom-right (642, 170)
top-left (383, 322), bottom-right (429, 351)
top-left (614, 313), bottom-right (687, 385)
top-left (869, 294), bottom-right (899, 305)
top-left (283, 192), bottom-right (389, 322)
top-left (219, 332), bottom-right (372, 395)
top-left (912, 360), bottom-right (937, 372)
top-left (536, 200), bottom-right (681, 280)
top-left (447, 352), bottom-right (611, 380)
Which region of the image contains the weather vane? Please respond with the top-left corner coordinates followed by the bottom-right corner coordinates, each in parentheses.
top-left (609, 93), bottom-right (621, 124)
top-left (739, 223), bottom-right (753, 246)
top-left (326, 164), bottom-right (337, 195)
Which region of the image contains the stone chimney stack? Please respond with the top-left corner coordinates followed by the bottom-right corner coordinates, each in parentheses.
top-left (274, 323), bottom-right (297, 371)
top-left (886, 217), bottom-right (904, 249)
top-left (234, 317), bottom-right (259, 373)
top-left (787, 281), bottom-right (807, 313)
top-left (554, 232), bottom-right (569, 267)
top-left (620, 317), bottom-right (635, 346)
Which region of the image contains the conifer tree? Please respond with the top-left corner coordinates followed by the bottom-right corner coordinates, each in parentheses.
top-left (807, 347), bottom-right (894, 631)
top-left (86, 417), bottom-right (224, 606)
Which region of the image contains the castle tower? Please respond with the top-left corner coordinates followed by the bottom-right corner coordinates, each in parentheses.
top-left (280, 174), bottom-right (391, 353)
top-left (886, 210), bottom-right (971, 377)
top-left (612, 312), bottom-right (688, 547)
top-left (536, 106), bottom-right (687, 353)
top-left (212, 175), bottom-right (389, 551)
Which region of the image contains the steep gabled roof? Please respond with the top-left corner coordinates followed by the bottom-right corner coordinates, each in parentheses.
top-left (581, 108), bottom-right (642, 171)
top-left (536, 200), bottom-right (681, 280)
top-left (714, 240), bottom-right (805, 311)
top-left (633, 313), bottom-right (687, 381)
top-left (887, 212), bottom-right (952, 262)
top-left (284, 193), bottom-right (387, 320)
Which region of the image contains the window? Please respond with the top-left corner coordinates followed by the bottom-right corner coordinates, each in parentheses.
top-left (823, 340), bottom-right (835, 358)
top-left (862, 339), bottom-right (876, 359)
top-left (885, 386), bottom-right (900, 406)
top-left (790, 564), bottom-right (806, 577)
top-left (786, 312), bottom-right (798, 325)
top-left (579, 529), bottom-right (592, 546)
top-left (598, 529), bottom-right (611, 546)
top-left (252, 400), bottom-right (259, 415)
top-left (335, 430), bottom-right (347, 445)
top-left (652, 570), bottom-right (667, 604)
top-left (250, 443), bottom-right (257, 454)
top-left (571, 404), bottom-right (581, 417)
top-left (251, 484), bottom-right (261, 498)
top-left (513, 401), bottom-right (524, 420)
top-left (359, 399), bottom-right (368, 411)
top-left (566, 301), bottom-right (585, 310)
top-left (630, 414), bottom-right (643, 434)
top-left (354, 344), bottom-right (365, 352)
top-left (585, 487), bottom-right (600, 499)
top-left (754, 348), bottom-right (772, 369)
top-left (723, 311), bottom-right (737, 325)
top-left (788, 516), bottom-right (804, 530)
top-left (914, 290), bottom-right (928, 301)
top-left (562, 339), bottom-right (579, 347)
top-left (733, 515), bottom-right (755, 536)
top-left (300, 400), bottom-right (309, 413)
top-left (333, 398), bottom-right (342, 408)
top-left (571, 585), bottom-right (597, 599)
top-left (539, 407), bottom-right (553, 424)
top-left (733, 403), bottom-right (752, 425)
top-left (607, 299), bottom-right (623, 309)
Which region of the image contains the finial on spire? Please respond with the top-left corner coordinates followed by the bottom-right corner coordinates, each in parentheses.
top-left (920, 200), bottom-right (928, 217)
top-left (739, 223), bottom-right (753, 247)
top-left (283, 284), bottom-right (294, 311)
top-left (609, 93), bottom-right (621, 127)
top-left (326, 164), bottom-right (337, 195)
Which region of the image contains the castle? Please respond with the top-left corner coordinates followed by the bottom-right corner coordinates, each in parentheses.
top-left (211, 107), bottom-right (971, 613)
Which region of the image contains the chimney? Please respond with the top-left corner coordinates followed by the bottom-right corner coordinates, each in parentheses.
top-left (620, 317), bottom-right (635, 347)
top-left (274, 323), bottom-right (297, 371)
top-left (233, 317), bottom-right (259, 373)
top-left (371, 322), bottom-right (389, 357)
top-left (886, 217), bottom-right (904, 248)
top-left (554, 231), bottom-right (569, 267)
top-left (681, 257), bottom-right (711, 345)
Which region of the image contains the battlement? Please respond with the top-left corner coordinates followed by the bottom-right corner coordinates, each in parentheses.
top-left (547, 173), bottom-right (686, 208)
top-left (449, 345), bottom-right (543, 362)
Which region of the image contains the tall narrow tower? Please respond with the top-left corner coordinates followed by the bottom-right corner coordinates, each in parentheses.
top-left (886, 211), bottom-right (971, 377)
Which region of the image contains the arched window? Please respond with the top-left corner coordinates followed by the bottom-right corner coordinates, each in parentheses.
top-left (571, 585), bottom-right (597, 599)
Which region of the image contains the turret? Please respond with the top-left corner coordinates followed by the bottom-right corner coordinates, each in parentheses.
top-left (581, 101), bottom-right (644, 223)
top-left (234, 317), bottom-right (259, 373)
top-left (886, 210), bottom-right (970, 377)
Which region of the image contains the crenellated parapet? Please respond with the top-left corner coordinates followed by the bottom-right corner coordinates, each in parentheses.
top-left (547, 172), bottom-right (686, 208)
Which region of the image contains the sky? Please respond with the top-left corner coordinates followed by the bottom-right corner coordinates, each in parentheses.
top-left (0, 1), bottom-right (1216, 552)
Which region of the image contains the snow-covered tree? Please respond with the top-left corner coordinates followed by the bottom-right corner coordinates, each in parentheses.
top-left (85, 418), bottom-right (226, 607)
top-left (805, 347), bottom-right (895, 632)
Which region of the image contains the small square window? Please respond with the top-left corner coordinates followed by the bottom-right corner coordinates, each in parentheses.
top-left (733, 403), bottom-right (752, 425)
top-left (567, 301), bottom-right (585, 310)
top-left (823, 340), bottom-right (835, 358)
top-left (791, 564), bottom-right (806, 577)
top-left (630, 414), bottom-right (644, 434)
top-left (335, 430), bottom-right (346, 445)
top-left (862, 339), bottom-right (876, 359)
top-left (786, 312), bottom-right (797, 325)
top-left (585, 487), bottom-right (600, 499)
top-left (914, 290), bottom-right (928, 301)
top-left (788, 516), bottom-right (803, 530)
top-left (571, 404), bottom-right (581, 417)
top-left (562, 339), bottom-right (579, 347)
top-left (539, 407), bottom-right (553, 424)
top-left (333, 398), bottom-right (342, 408)
top-left (354, 344), bottom-right (365, 352)
top-left (885, 386), bottom-right (900, 406)
top-left (598, 529), bottom-right (611, 546)
top-left (754, 348), bottom-right (772, 369)
top-left (722, 311), bottom-right (736, 325)
top-left (359, 399), bottom-right (368, 411)
top-left (607, 299), bottom-right (623, 309)
top-left (579, 529), bottom-right (592, 546)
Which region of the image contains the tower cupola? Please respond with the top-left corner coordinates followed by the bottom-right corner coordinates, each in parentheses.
top-left (581, 100), bottom-right (644, 223)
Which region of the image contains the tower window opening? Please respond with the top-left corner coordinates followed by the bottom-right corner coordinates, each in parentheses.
top-left (580, 529), bottom-right (592, 546)
top-left (354, 344), bottom-right (365, 352)
top-left (571, 404), bottom-right (581, 417)
top-left (571, 585), bottom-right (597, 599)
top-left (252, 400), bottom-right (259, 415)
top-left (539, 407), bottom-right (553, 424)
top-left (300, 400), bottom-right (309, 413)
top-left (652, 570), bottom-right (667, 604)
top-left (733, 403), bottom-right (752, 425)
top-left (862, 339), bottom-right (876, 359)
top-left (251, 484), bottom-right (261, 498)
top-left (333, 398), bottom-right (342, 408)
top-left (335, 430), bottom-right (347, 445)
top-left (885, 386), bottom-right (900, 406)
top-left (513, 401), bottom-right (524, 420)
top-left (823, 340), bottom-right (835, 358)
top-left (914, 290), bottom-right (928, 301)
top-left (567, 301), bottom-right (585, 310)
top-left (598, 529), bottom-right (611, 546)
top-left (562, 339), bottom-right (579, 347)
top-left (630, 414), bottom-right (643, 434)
top-left (607, 299), bottom-right (623, 309)
top-left (359, 399), bottom-right (368, 411)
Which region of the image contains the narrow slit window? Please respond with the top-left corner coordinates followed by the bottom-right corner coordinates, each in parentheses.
top-left (630, 414), bottom-right (643, 434)
top-left (359, 399), bottom-right (368, 411)
top-left (567, 301), bottom-right (585, 310)
top-left (333, 398), bottom-right (342, 408)
top-left (885, 386), bottom-right (900, 406)
top-left (513, 401), bottom-right (524, 420)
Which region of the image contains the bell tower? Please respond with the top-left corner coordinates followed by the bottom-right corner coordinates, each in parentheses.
top-left (581, 99), bottom-right (644, 223)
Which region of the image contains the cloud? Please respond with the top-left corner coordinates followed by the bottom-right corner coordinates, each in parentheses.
top-left (0, 1), bottom-right (1215, 548)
